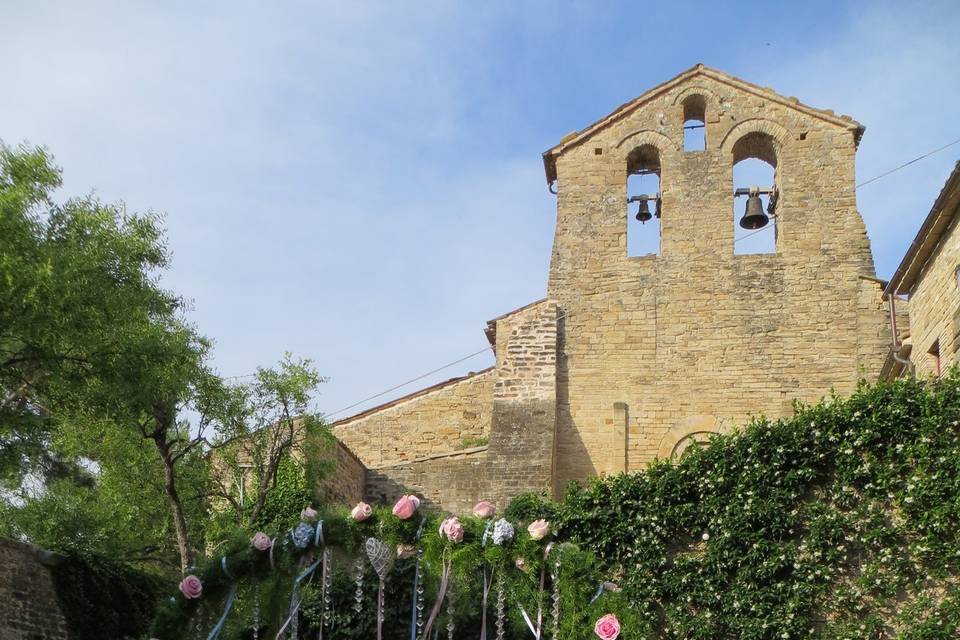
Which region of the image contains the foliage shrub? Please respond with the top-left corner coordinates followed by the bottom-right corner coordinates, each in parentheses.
top-left (552, 372), bottom-right (960, 639)
top-left (49, 553), bottom-right (169, 640)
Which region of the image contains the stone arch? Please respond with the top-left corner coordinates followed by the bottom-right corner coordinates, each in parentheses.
top-left (720, 118), bottom-right (791, 165)
top-left (657, 415), bottom-right (722, 458)
top-left (671, 85), bottom-right (719, 107)
top-left (615, 129), bottom-right (679, 153)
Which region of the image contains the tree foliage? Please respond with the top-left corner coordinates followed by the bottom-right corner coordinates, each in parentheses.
top-left (1, 143), bottom-right (326, 576)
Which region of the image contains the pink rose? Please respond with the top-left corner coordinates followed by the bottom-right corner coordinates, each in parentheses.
top-left (473, 501), bottom-right (496, 518)
top-left (527, 519), bottom-right (550, 541)
top-left (351, 502), bottom-right (373, 522)
top-left (396, 544), bottom-right (416, 559)
top-left (251, 532), bottom-right (272, 552)
top-left (301, 506), bottom-right (319, 522)
top-left (594, 614), bottom-right (620, 640)
top-left (440, 516), bottom-right (464, 543)
top-left (179, 575), bottom-right (203, 599)
top-left (392, 495), bottom-right (419, 520)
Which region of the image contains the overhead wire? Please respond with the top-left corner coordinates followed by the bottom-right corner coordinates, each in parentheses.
top-left (249, 137), bottom-right (960, 418)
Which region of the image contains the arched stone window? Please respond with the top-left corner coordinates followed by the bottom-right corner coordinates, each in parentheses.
top-left (626, 144), bottom-right (661, 256)
top-left (671, 431), bottom-right (714, 457)
top-left (732, 131), bottom-right (779, 254)
top-left (682, 94), bottom-right (707, 152)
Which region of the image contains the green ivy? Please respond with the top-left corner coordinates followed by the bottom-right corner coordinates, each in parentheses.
top-left (554, 371), bottom-right (960, 639)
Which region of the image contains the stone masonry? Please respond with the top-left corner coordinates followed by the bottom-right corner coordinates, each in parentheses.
top-left (328, 65), bottom-right (892, 511)
top-left (0, 538), bottom-right (69, 640)
top-left (884, 161), bottom-right (960, 378)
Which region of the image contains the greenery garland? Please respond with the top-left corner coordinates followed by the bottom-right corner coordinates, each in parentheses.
top-left (149, 499), bottom-right (634, 639)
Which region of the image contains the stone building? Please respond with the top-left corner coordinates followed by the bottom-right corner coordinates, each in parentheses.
top-left (882, 161), bottom-right (960, 379)
top-left (329, 65), bottom-right (893, 512)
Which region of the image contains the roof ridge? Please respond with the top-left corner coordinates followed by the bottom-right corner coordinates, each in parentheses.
top-left (541, 64), bottom-right (863, 184)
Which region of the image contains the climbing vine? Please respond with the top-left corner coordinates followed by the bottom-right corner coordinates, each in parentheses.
top-left (555, 371), bottom-right (960, 639)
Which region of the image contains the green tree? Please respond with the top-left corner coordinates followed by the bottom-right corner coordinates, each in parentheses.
top-left (207, 354), bottom-right (330, 535)
top-left (0, 142), bottom-right (176, 488)
top-left (0, 142), bottom-right (235, 572)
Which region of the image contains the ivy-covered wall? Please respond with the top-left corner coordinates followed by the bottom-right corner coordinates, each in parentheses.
top-left (551, 372), bottom-right (960, 639)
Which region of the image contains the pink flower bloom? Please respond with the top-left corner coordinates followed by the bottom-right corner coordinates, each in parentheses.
top-left (351, 502), bottom-right (373, 522)
top-left (300, 507), bottom-right (319, 522)
top-left (594, 613), bottom-right (620, 640)
top-left (251, 532), bottom-right (272, 552)
top-left (179, 575), bottom-right (203, 599)
top-left (527, 519), bottom-right (551, 541)
top-left (396, 544), bottom-right (416, 559)
top-left (392, 495), bottom-right (419, 520)
top-left (472, 501), bottom-right (496, 518)
top-left (440, 516), bottom-right (464, 543)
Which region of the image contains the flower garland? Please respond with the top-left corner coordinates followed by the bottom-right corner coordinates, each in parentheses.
top-left (149, 494), bottom-right (631, 640)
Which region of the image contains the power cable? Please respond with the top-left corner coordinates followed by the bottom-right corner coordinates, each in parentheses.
top-left (259, 138), bottom-right (960, 415)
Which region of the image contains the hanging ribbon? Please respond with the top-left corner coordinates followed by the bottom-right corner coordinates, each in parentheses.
top-left (274, 553), bottom-right (324, 639)
top-left (220, 556), bottom-right (234, 579)
top-left (421, 553), bottom-right (451, 639)
top-left (513, 543), bottom-right (555, 639)
top-left (589, 583), bottom-right (605, 604)
top-left (206, 583), bottom-right (238, 640)
top-left (479, 566), bottom-right (495, 640)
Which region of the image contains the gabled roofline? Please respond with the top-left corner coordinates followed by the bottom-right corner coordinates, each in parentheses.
top-left (484, 297), bottom-right (548, 347)
top-left (541, 63), bottom-right (864, 185)
top-left (330, 367), bottom-right (495, 427)
top-left (884, 161), bottom-right (960, 298)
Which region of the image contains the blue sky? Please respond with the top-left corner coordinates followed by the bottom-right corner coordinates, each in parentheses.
top-left (2, 1), bottom-right (958, 420)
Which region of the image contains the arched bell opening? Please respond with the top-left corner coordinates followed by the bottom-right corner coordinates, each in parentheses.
top-left (732, 131), bottom-right (779, 255)
top-left (682, 94), bottom-right (707, 152)
top-left (626, 144), bottom-right (662, 257)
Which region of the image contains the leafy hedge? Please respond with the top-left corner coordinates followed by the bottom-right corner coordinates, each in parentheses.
top-left (547, 372), bottom-right (960, 639)
top-left (49, 553), bottom-right (169, 640)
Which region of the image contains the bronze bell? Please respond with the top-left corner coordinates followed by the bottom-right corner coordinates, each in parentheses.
top-left (739, 193), bottom-right (769, 230)
top-left (635, 197), bottom-right (653, 223)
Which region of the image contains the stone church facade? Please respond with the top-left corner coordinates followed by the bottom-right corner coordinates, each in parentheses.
top-left (330, 65), bottom-right (893, 513)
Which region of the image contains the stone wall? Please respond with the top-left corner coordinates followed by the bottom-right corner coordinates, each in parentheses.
top-left (325, 66), bottom-right (894, 511)
top-left (487, 300), bottom-right (559, 503)
top-left (545, 66), bottom-right (890, 490)
top-left (365, 448), bottom-right (489, 514)
top-left (314, 439), bottom-right (367, 505)
top-left (332, 369), bottom-right (494, 467)
top-left (910, 213), bottom-right (960, 376)
top-left (0, 538), bottom-right (68, 640)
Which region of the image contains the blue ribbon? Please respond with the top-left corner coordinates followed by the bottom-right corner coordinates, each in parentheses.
top-left (481, 520), bottom-right (494, 548)
top-left (275, 555), bottom-right (325, 639)
top-left (206, 584), bottom-right (237, 640)
top-left (220, 556), bottom-right (233, 579)
top-left (589, 583), bottom-right (605, 604)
